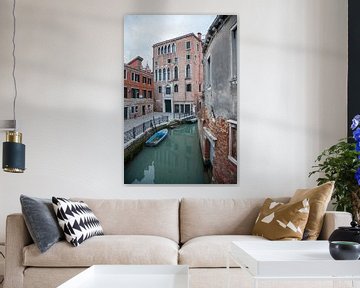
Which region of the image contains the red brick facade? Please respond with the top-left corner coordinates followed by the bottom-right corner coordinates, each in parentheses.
top-left (198, 107), bottom-right (237, 184)
top-left (124, 56), bottom-right (154, 119)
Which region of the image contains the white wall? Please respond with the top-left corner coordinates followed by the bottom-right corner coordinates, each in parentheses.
top-left (0, 0), bottom-right (347, 242)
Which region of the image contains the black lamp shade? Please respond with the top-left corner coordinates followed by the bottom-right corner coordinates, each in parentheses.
top-left (3, 138), bottom-right (25, 173)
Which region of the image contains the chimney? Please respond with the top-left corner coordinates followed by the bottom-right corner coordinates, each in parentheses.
top-left (197, 32), bottom-right (202, 40)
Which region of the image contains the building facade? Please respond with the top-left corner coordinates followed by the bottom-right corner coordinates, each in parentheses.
top-left (153, 33), bottom-right (203, 114)
top-left (124, 56), bottom-right (154, 119)
top-left (198, 15), bottom-right (238, 184)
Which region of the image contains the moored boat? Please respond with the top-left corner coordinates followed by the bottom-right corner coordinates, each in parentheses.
top-left (185, 117), bottom-right (197, 124)
top-left (145, 129), bottom-right (169, 147)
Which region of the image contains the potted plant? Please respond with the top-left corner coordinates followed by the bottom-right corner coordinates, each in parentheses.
top-left (309, 115), bottom-right (360, 222)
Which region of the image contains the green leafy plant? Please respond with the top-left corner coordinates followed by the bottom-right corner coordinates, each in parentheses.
top-left (309, 115), bottom-right (360, 222)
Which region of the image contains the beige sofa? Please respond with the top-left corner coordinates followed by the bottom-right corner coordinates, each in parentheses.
top-left (4, 198), bottom-right (352, 288)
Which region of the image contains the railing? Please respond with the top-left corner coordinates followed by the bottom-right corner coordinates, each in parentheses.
top-left (124, 116), bottom-right (169, 144)
top-left (173, 112), bottom-right (194, 119)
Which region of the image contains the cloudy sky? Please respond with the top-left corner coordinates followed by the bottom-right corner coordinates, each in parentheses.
top-left (124, 15), bottom-right (216, 67)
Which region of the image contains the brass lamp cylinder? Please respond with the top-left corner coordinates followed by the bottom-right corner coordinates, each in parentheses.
top-left (3, 131), bottom-right (25, 173)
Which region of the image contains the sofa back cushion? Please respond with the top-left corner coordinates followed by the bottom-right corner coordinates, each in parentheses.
top-left (180, 198), bottom-right (289, 243)
top-left (72, 198), bottom-right (179, 243)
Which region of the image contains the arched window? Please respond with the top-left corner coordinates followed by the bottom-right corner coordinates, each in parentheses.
top-left (174, 84), bottom-right (178, 92)
top-left (167, 68), bottom-right (170, 81)
top-left (168, 44), bottom-right (171, 54)
top-left (159, 69), bottom-right (162, 81)
top-left (164, 46), bottom-right (167, 54)
top-left (161, 47), bottom-right (164, 54)
top-left (174, 66), bottom-right (178, 80)
top-left (158, 47), bottom-right (160, 55)
top-left (166, 85), bottom-right (171, 95)
top-left (186, 64), bottom-right (191, 79)
top-left (155, 69), bottom-right (158, 82)
top-left (172, 43), bottom-right (176, 53)
top-left (163, 68), bottom-right (166, 81)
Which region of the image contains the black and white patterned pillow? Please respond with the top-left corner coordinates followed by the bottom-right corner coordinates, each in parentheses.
top-left (52, 197), bottom-right (104, 247)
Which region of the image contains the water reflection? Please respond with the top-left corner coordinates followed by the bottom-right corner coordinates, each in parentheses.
top-left (125, 124), bottom-right (210, 184)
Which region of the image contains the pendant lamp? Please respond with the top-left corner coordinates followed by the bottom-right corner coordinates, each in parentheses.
top-left (1, 0), bottom-right (26, 173)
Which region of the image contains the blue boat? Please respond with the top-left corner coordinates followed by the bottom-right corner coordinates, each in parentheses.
top-left (145, 129), bottom-right (169, 147)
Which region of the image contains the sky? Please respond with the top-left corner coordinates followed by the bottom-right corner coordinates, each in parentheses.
top-left (124, 15), bottom-right (216, 68)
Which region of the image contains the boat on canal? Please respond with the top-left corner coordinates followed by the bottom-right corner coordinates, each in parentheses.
top-left (185, 117), bottom-right (197, 124)
top-left (145, 129), bottom-right (169, 147)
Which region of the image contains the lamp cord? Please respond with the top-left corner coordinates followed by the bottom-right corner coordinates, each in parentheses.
top-left (12, 0), bottom-right (18, 130)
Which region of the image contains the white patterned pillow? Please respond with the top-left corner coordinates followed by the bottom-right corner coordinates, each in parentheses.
top-left (52, 197), bottom-right (104, 246)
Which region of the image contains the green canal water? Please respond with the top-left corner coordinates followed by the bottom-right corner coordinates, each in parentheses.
top-left (124, 124), bottom-right (210, 184)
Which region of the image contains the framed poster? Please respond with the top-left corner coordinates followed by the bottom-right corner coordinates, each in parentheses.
top-left (124, 15), bottom-right (237, 184)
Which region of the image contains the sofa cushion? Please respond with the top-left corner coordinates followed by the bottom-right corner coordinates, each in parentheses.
top-left (20, 195), bottom-right (64, 253)
top-left (52, 197), bottom-right (104, 247)
top-left (72, 198), bottom-right (179, 243)
top-left (179, 235), bottom-right (267, 268)
top-left (23, 235), bottom-right (179, 267)
top-left (180, 198), bottom-right (289, 243)
top-left (290, 181), bottom-right (334, 240)
top-left (252, 198), bottom-right (310, 240)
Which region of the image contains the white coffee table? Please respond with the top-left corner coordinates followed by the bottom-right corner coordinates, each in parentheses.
top-left (58, 265), bottom-right (189, 288)
top-left (228, 241), bottom-right (360, 288)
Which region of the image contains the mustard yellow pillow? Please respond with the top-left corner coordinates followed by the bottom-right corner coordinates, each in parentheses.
top-left (252, 198), bottom-right (310, 240)
top-left (289, 181), bottom-right (334, 240)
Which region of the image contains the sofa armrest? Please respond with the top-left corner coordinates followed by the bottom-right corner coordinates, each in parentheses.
top-left (4, 213), bottom-right (33, 288)
top-left (318, 211), bottom-right (352, 240)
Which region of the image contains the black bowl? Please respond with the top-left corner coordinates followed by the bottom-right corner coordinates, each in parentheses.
top-left (329, 241), bottom-right (360, 260)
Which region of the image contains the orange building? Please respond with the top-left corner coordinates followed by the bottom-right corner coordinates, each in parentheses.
top-left (152, 33), bottom-right (203, 114)
top-left (124, 56), bottom-right (154, 119)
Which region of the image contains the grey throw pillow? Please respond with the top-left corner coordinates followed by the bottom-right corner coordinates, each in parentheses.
top-left (20, 195), bottom-right (64, 253)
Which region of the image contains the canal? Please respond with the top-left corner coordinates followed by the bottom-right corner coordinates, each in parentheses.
top-left (124, 123), bottom-right (210, 184)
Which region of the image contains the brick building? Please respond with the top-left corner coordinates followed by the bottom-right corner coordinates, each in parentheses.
top-left (124, 56), bottom-right (154, 119)
top-left (152, 33), bottom-right (203, 114)
top-left (198, 15), bottom-right (238, 184)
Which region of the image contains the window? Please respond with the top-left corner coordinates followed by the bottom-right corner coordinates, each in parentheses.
top-left (172, 43), bottom-right (176, 53)
top-left (186, 41), bottom-right (191, 50)
top-left (148, 78), bottom-right (152, 85)
top-left (174, 66), bottom-right (178, 80)
top-left (124, 69), bottom-right (127, 79)
top-left (159, 69), bottom-right (162, 81)
top-left (175, 104), bottom-right (179, 113)
top-left (174, 57), bottom-right (178, 64)
top-left (167, 44), bottom-right (171, 54)
top-left (124, 87), bottom-right (128, 98)
top-left (142, 76), bottom-right (146, 84)
top-left (158, 47), bottom-right (160, 55)
top-left (231, 25), bottom-right (237, 80)
top-left (186, 54), bottom-right (191, 61)
top-left (161, 47), bottom-right (164, 54)
top-left (148, 91), bottom-right (152, 98)
top-left (186, 84), bottom-right (192, 92)
top-left (142, 90), bottom-right (146, 98)
top-left (148, 105), bottom-right (151, 109)
top-left (174, 84), bottom-right (178, 92)
top-left (131, 72), bottom-right (135, 81)
top-left (135, 106), bottom-right (138, 113)
top-left (199, 84), bottom-right (201, 92)
top-left (167, 68), bottom-right (170, 81)
top-left (155, 70), bottom-right (157, 82)
top-left (167, 58), bottom-right (171, 64)
top-left (163, 68), bottom-right (166, 81)
top-left (166, 86), bottom-right (171, 94)
top-left (159, 86), bottom-right (162, 93)
top-left (132, 88), bottom-right (139, 98)
top-left (197, 43), bottom-right (199, 51)
top-left (131, 106), bottom-right (135, 113)
top-left (185, 64), bottom-right (191, 79)
top-left (227, 120), bottom-right (237, 165)
top-left (164, 46), bottom-right (167, 54)
top-left (135, 74), bottom-right (140, 82)
top-left (206, 56), bottom-right (211, 86)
